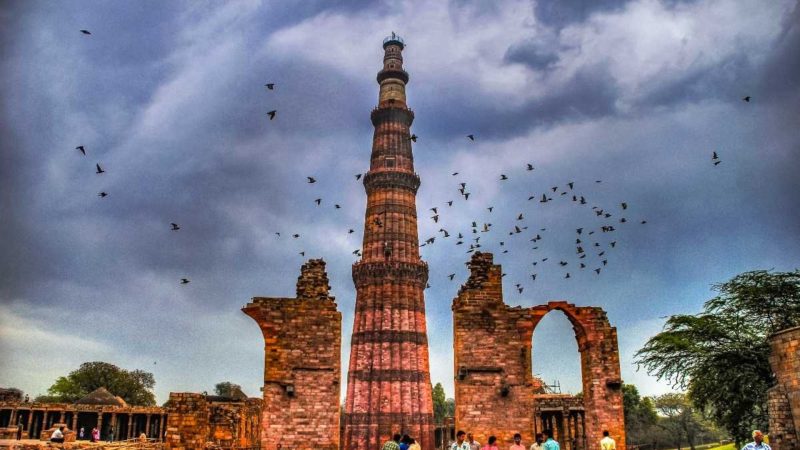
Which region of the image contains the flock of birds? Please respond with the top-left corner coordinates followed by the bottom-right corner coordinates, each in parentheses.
top-left (70, 29), bottom-right (750, 291)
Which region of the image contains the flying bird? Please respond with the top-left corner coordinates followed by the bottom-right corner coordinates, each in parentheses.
top-left (526, 163), bottom-right (534, 171)
top-left (448, 273), bottom-right (456, 280)
top-left (80, 30), bottom-right (91, 35)
top-left (267, 110), bottom-right (276, 120)
top-left (299, 251), bottom-right (305, 256)
top-left (447, 200), bottom-right (453, 206)
top-left (742, 96), bottom-right (751, 102)
top-left (265, 83), bottom-right (275, 90)
top-left (348, 229), bottom-right (355, 234)
top-left (98, 192), bottom-right (108, 198)
top-left (292, 234), bottom-right (300, 238)
top-left (430, 207), bottom-right (438, 214)
top-left (315, 198), bottom-right (322, 205)
top-left (488, 206), bottom-right (494, 212)
top-left (712, 151), bottom-right (721, 165)
top-left (594, 268), bottom-right (601, 274)
top-left (409, 134), bottom-right (418, 142)
top-left (170, 223), bottom-right (180, 231)
top-left (517, 213), bottom-right (524, 220)
top-left (335, 204), bottom-right (341, 209)
top-left (307, 176), bottom-right (316, 183)
top-left (95, 163), bottom-right (104, 174)
top-left (452, 172), bottom-right (459, 176)
top-left (432, 215), bottom-right (439, 223)
top-left (621, 202), bottom-right (628, 210)
top-left (567, 182), bottom-right (574, 190)
top-left (180, 278), bottom-right (190, 284)
top-left (467, 134), bottom-right (474, 141)
top-left (76, 145), bottom-right (86, 155)
top-left (355, 173), bottom-right (362, 180)
top-left (500, 174), bottom-right (508, 180)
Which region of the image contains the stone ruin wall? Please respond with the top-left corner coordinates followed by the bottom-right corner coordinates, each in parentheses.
top-left (164, 394), bottom-right (261, 450)
top-left (243, 259), bottom-right (342, 450)
top-left (452, 252), bottom-right (625, 450)
top-left (768, 325), bottom-right (800, 450)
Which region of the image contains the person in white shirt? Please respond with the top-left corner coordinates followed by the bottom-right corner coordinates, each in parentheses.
top-left (50, 426), bottom-right (65, 443)
top-left (600, 431), bottom-right (616, 450)
top-left (530, 433), bottom-right (543, 450)
top-left (467, 433), bottom-right (481, 450)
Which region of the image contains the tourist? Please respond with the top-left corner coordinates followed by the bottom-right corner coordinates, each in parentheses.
top-left (91, 426), bottom-right (100, 442)
top-left (510, 433), bottom-right (525, 450)
top-left (408, 437), bottom-right (421, 450)
top-left (741, 430), bottom-right (771, 450)
top-left (451, 430), bottom-right (470, 450)
top-left (541, 430), bottom-right (559, 450)
top-left (467, 433), bottom-right (481, 450)
top-left (79, 427), bottom-right (85, 440)
top-left (529, 434), bottom-right (543, 450)
top-left (600, 431), bottom-right (615, 450)
top-left (400, 434), bottom-right (413, 450)
top-left (50, 426), bottom-right (65, 444)
top-left (382, 433), bottom-right (402, 450)
top-left (481, 435), bottom-right (500, 450)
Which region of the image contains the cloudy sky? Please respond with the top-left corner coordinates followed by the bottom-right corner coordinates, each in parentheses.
top-left (1, 0), bottom-right (798, 404)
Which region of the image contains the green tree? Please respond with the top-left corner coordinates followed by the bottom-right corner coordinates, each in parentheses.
top-left (636, 270), bottom-right (800, 447)
top-left (432, 383), bottom-right (447, 424)
top-left (654, 393), bottom-right (706, 450)
top-left (622, 384), bottom-right (657, 446)
top-left (445, 398), bottom-right (455, 418)
top-left (214, 381), bottom-right (243, 398)
top-left (44, 361), bottom-right (156, 406)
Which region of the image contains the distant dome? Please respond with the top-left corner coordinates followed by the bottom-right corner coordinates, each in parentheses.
top-left (75, 387), bottom-right (126, 406)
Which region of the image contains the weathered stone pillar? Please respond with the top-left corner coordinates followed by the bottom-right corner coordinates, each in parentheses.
top-left (9, 409), bottom-right (17, 427)
top-left (243, 260), bottom-right (342, 450)
top-left (128, 414), bottom-right (134, 439)
top-left (145, 414), bottom-right (151, 436)
top-left (71, 413), bottom-right (78, 432)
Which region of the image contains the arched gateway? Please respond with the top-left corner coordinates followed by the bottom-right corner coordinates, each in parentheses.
top-left (452, 252), bottom-right (625, 450)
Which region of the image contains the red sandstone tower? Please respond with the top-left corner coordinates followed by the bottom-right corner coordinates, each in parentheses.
top-left (343, 34), bottom-right (435, 450)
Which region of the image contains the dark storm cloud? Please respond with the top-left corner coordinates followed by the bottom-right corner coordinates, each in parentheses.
top-left (533, 0), bottom-right (629, 28)
top-left (414, 64), bottom-right (619, 142)
top-left (503, 38), bottom-right (560, 70)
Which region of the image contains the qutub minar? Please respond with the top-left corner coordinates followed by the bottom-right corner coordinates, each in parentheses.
top-left (343, 33), bottom-right (436, 450)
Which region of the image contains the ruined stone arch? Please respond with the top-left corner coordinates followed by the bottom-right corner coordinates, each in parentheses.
top-left (452, 253), bottom-right (624, 450)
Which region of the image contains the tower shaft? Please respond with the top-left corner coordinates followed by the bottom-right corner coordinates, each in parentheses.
top-left (343, 35), bottom-right (435, 450)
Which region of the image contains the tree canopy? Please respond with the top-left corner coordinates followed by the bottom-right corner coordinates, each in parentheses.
top-left (43, 361), bottom-right (156, 406)
top-left (636, 269), bottom-right (799, 446)
top-left (214, 381), bottom-right (244, 398)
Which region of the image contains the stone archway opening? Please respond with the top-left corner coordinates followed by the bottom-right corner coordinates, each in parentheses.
top-left (530, 310), bottom-right (586, 450)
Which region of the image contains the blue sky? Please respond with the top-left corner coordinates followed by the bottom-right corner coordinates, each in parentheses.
top-left (1, 0), bottom-right (798, 403)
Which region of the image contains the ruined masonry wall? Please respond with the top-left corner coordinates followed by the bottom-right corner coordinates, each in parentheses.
top-left (243, 259), bottom-right (342, 450)
top-left (452, 252), bottom-right (625, 450)
top-left (768, 325), bottom-right (800, 450)
top-left (165, 393), bottom-right (209, 450)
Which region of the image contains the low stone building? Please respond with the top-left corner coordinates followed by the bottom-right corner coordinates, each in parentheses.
top-left (164, 391), bottom-right (261, 450)
top-left (0, 387), bottom-right (166, 441)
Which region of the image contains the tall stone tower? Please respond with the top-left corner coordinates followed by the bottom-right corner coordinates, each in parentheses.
top-left (343, 33), bottom-right (435, 450)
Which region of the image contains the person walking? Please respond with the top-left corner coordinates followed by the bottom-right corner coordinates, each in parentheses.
top-left (600, 431), bottom-right (615, 450)
top-left (383, 434), bottom-right (402, 450)
top-left (91, 426), bottom-right (100, 442)
top-left (400, 435), bottom-right (413, 450)
top-left (510, 433), bottom-right (526, 450)
top-left (541, 430), bottom-right (559, 450)
top-left (409, 437), bottom-right (421, 450)
top-left (741, 430), bottom-right (771, 450)
top-left (481, 436), bottom-right (500, 450)
top-left (467, 433), bottom-right (481, 450)
top-left (451, 430), bottom-right (470, 450)
top-left (530, 434), bottom-right (543, 450)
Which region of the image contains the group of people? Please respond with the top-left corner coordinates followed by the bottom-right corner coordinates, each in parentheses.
top-left (382, 433), bottom-right (422, 450)
top-left (446, 429), bottom-right (592, 450)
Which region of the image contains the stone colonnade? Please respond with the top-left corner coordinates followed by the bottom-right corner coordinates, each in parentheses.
top-left (0, 402), bottom-right (166, 441)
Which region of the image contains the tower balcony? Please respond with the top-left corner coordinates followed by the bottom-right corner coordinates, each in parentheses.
top-left (370, 106), bottom-right (415, 127)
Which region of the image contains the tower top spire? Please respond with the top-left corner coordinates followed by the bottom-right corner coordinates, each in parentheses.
top-left (383, 32), bottom-right (405, 49)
